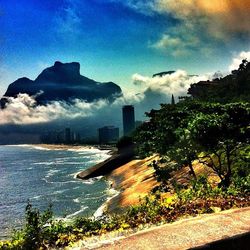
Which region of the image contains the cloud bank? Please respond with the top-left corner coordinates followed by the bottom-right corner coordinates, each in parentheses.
top-left (156, 0), bottom-right (250, 36)
top-left (132, 70), bottom-right (207, 97)
top-left (0, 94), bottom-right (108, 125)
top-left (118, 0), bottom-right (250, 56)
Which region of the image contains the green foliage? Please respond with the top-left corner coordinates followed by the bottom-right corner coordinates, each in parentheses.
top-left (151, 159), bottom-right (177, 184)
top-left (134, 101), bottom-right (250, 187)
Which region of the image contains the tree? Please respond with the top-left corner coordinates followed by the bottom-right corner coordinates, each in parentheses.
top-left (167, 128), bottom-right (199, 179)
top-left (134, 101), bottom-right (250, 187)
top-left (188, 103), bottom-right (250, 187)
top-left (134, 101), bottom-right (204, 178)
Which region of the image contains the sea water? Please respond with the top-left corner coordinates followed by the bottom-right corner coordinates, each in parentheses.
top-left (0, 145), bottom-right (111, 239)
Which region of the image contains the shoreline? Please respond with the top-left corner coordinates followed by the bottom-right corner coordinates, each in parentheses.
top-left (76, 145), bottom-right (134, 180)
top-left (4, 143), bottom-right (116, 152)
top-left (79, 154), bottom-right (160, 216)
top-left (104, 155), bottom-right (160, 213)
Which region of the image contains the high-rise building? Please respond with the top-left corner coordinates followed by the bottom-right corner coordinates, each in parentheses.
top-left (98, 126), bottom-right (119, 144)
top-left (122, 105), bottom-right (135, 136)
top-left (65, 128), bottom-right (71, 144)
top-left (171, 94), bottom-right (175, 105)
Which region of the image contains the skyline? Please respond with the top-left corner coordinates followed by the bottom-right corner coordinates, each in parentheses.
top-left (1, 0), bottom-right (250, 97)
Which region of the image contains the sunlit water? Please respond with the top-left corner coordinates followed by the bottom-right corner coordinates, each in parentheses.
top-left (0, 145), bottom-right (111, 239)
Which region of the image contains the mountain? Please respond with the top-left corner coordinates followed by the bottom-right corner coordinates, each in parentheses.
top-left (152, 71), bottom-right (175, 78)
top-left (188, 59), bottom-right (250, 102)
top-left (1, 61), bottom-right (122, 107)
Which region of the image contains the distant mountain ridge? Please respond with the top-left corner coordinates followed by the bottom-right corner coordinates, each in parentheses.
top-left (152, 71), bottom-right (175, 78)
top-left (1, 61), bottom-right (122, 107)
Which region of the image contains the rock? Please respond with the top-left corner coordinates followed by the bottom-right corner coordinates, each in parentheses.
top-left (1, 61), bottom-right (122, 107)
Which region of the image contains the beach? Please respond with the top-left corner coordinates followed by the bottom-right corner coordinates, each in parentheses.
top-left (76, 145), bottom-right (160, 214)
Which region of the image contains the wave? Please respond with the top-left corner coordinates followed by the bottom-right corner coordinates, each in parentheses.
top-left (65, 206), bottom-right (88, 219)
top-left (32, 146), bottom-right (52, 151)
top-left (67, 147), bottom-right (102, 153)
top-left (34, 161), bottom-right (84, 166)
top-left (32, 195), bottom-right (43, 200)
top-left (33, 162), bottom-right (57, 166)
top-left (73, 198), bottom-right (80, 203)
top-left (93, 187), bottom-right (120, 219)
top-left (73, 175), bottom-right (104, 184)
top-left (83, 193), bottom-right (107, 201)
top-left (45, 169), bottom-right (61, 178)
top-left (51, 189), bottom-right (70, 195)
top-left (6, 144), bottom-right (31, 147)
top-left (42, 178), bottom-right (79, 184)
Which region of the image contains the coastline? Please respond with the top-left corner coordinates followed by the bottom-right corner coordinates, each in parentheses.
top-left (81, 154), bottom-right (160, 216)
top-left (15, 144), bottom-right (158, 216)
top-left (30, 143), bottom-right (100, 151)
top-left (105, 155), bottom-right (160, 213)
top-left (8, 143), bottom-right (158, 217)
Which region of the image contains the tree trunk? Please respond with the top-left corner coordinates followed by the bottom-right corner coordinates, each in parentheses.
top-left (188, 161), bottom-right (197, 180)
top-left (223, 145), bottom-right (232, 188)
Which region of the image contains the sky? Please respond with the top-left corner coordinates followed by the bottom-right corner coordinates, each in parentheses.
top-left (1, 0), bottom-right (250, 97)
top-left (0, 0), bottom-right (250, 142)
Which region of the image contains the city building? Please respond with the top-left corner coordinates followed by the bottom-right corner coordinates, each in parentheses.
top-left (98, 126), bottom-right (119, 144)
top-left (65, 128), bottom-right (71, 144)
top-left (122, 105), bottom-right (135, 136)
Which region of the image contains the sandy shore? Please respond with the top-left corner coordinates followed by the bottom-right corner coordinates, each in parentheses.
top-left (31, 144), bottom-right (97, 151)
top-left (105, 155), bottom-right (160, 213)
top-left (31, 145), bottom-right (160, 214)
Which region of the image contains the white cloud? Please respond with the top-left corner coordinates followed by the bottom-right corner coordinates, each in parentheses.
top-left (151, 32), bottom-right (200, 57)
top-left (229, 51), bottom-right (250, 72)
top-left (0, 93), bottom-right (108, 125)
top-left (132, 70), bottom-right (208, 97)
top-left (155, 0), bottom-right (250, 37)
top-left (120, 0), bottom-right (250, 56)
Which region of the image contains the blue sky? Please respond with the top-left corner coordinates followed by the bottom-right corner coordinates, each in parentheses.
top-left (0, 0), bottom-right (250, 96)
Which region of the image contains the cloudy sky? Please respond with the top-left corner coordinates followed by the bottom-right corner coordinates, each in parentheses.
top-left (1, 0), bottom-right (250, 97)
top-left (0, 0), bottom-right (250, 142)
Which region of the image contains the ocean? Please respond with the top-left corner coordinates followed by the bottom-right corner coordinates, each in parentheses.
top-left (0, 145), bottom-right (111, 239)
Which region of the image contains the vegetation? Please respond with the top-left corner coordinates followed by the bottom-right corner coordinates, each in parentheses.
top-left (188, 59), bottom-right (250, 102)
top-left (134, 101), bottom-right (249, 187)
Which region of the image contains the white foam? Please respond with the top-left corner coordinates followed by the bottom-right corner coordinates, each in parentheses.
top-left (51, 189), bottom-right (69, 195)
top-left (66, 206), bottom-right (88, 219)
top-left (80, 176), bottom-right (104, 185)
top-left (73, 198), bottom-right (80, 203)
top-left (33, 162), bottom-right (56, 166)
top-left (45, 169), bottom-right (60, 178)
top-left (6, 144), bottom-right (30, 147)
top-left (67, 147), bottom-right (96, 152)
top-left (32, 195), bottom-right (43, 199)
top-left (42, 178), bottom-right (78, 184)
top-left (33, 146), bottom-right (52, 151)
top-left (93, 188), bottom-right (120, 219)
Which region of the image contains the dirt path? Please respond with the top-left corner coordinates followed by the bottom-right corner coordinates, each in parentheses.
top-left (79, 207), bottom-right (250, 250)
